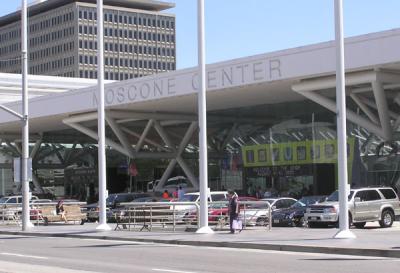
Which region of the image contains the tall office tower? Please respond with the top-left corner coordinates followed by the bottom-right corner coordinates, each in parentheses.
top-left (0, 0), bottom-right (176, 80)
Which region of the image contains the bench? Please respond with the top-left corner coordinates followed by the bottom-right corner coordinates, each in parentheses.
top-left (39, 205), bottom-right (87, 225)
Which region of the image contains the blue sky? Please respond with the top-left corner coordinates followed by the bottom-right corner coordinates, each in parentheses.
top-left (1, 0), bottom-right (400, 69)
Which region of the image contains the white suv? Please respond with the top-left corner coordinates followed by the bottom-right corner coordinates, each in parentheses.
top-left (305, 187), bottom-right (400, 228)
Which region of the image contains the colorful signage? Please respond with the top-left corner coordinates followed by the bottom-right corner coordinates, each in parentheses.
top-left (242, 138), bottom-right (354, 167)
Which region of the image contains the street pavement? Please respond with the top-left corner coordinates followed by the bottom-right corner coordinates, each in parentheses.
top-left (0, 234), bottom-right (399, 273)
top-left (0, 221), bottom-right (399, 258)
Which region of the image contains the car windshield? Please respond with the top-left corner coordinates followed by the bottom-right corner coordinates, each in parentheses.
top-left (263, 199), bottom-right (275, 204)
top-left (182, 194), bottom-right (198, 202)
top-left (326, 190), bottom-right (354, 202)
top-left (106, 194), bottom-right (118, 203)
top-left (291, 197), bottom-right (320, 208)
top-left (0, 197), bottom-right (8, 203)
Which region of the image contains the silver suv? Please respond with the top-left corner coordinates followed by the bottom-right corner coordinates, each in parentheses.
top-left (305, 187), bottom-right (400, 228)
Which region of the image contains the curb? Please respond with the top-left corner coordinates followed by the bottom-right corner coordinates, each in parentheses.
top-left (1, 230), bottom-right (399, 258)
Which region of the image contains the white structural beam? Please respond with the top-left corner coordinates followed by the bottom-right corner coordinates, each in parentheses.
top-left (105, 114), bottom-right (135, 157)
top-left (153, 121), bottom-right (199, 189)
top-left (121, 126), bottom-right (169, 152)
top-left (349, 93), bottom-right (380, 125)
top-left (108, 110), bottom-right (197, 121)
top-left (156, 159), bottom-right (177, 192)
top-left (292, 71), bottom-right (378, 92)
top-left (359, 96), bottom-right (400, 120)
top-left (293, 90), bottom-right (384, 139)
top-left (135, 119), bottom-right (154, 152)
top-left (30, 138), bottom-right (42, 159)
top-left (371, 81), bottom-right (393, 140)
top-left (333, 0), bottom-right (355, 239)
top-left (63, 119), bottom-right (175, 159)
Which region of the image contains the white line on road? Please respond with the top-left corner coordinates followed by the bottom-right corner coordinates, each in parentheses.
top-left (153, 268), bottom-right (200, 273)
top-left (0, 252), bottom-right (49, 260)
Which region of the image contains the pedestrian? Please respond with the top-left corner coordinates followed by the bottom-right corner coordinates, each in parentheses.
top-left (177, 185), bottom-right (185, 200)
top-left (173, 187), bottom-right (178, 198)
top-left (162, 190), bottom-right (170, 199)
top-left (228, 190), bottom-right (240, 234)
top-left (56, 200), bottom-right (68, 223)
top-left (255, 186), bottom-right (263, 199)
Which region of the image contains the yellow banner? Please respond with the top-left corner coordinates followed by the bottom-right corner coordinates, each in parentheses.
top-left (242, 138), bottom-right (355, 167)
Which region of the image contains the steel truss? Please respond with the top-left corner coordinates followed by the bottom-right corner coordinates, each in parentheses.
top-left (63, 110), bottom-right (200, 189)
top-left (292, 70), bottom-right (400, 141)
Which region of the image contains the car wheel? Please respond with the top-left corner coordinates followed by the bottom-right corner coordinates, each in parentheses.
top-left (379, 209), bottom-right (394, 228)
top-left (256, 216), bottom-right (268, 226)
top-left (308, 222), bottom-right (318, 228)
top-left (297, 217), bottom-right (306, 228)
top-left (353, 222), bottom-right (366, 229)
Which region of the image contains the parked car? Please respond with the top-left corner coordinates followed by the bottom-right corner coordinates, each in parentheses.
top-left (305, 187), bottom-right (400, 228)
top-left (271, 196), bottom-right (327, 227)
top-left (0, 195), bottom-right (39, 205)
top-left (85, 192), bottom-right (151, 222)
top-left (148, 176), bottom-right (198, 194)
top-left (239, 197), bottom-right (297, 226)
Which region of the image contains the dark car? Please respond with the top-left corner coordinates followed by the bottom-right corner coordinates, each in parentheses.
top-left (85, 192), bottom-right (152, 222)
top-left (272, 196), bottom-right (326, 227)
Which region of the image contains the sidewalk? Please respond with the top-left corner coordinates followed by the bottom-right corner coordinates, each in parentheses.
top-left (1, 222), bottom-right (399, 258)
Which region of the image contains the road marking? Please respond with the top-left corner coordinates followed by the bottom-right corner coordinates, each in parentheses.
top-left (152, 268), bottom-right (200, 273)
top-left (0, 252), bottom-right (48, 260)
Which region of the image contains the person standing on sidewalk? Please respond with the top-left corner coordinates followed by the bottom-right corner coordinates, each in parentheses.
top-left (228, 190), bottom-right (239, 233)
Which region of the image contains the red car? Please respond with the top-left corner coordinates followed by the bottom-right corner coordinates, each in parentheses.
top-left (184, 196), bottom-right (259, 224)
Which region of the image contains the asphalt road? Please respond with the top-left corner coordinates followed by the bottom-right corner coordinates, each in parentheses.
top-left (0, 235), bottom-right (399, 273)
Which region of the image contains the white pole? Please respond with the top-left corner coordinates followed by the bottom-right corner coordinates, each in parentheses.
top-left (96, 0), bottom-right (111, 230)
top-left (333, 0), bottom-right (355, 239)
top-left (196, 0), bottom-right (213, 234)
top-left (21, 0), bottom-right (33, 231)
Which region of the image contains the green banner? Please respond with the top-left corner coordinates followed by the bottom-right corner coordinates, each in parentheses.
top-left (242, 138), bottom-right (355, 167)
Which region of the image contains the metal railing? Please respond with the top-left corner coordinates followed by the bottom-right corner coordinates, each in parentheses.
top-left (0, 202), bottom-right (87, 226)
top-left (118, 200), bottom-right (272, 232)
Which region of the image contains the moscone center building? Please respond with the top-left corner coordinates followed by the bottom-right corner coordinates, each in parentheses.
top-left (0, 0), bottom-right (399, 199)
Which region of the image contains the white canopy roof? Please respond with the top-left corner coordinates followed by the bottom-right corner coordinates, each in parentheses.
top-left (0, 28), bottom-right (400, 136)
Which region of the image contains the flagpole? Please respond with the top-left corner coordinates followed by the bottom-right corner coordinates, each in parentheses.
top-left (96, 0), bottom-right (110, 231)
top-left (196, 0), bottom-right (213, 234)
top-left (333, 0), bottom-right (355, 239)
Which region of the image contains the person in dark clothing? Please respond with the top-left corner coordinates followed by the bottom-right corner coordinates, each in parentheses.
top-left (56, 200), bottom-right (68, 223)
top-left (228, 190), bottom-right (239, 233)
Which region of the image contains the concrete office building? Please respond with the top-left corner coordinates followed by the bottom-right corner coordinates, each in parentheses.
top-left (0, 0), bottom-right (176, 80)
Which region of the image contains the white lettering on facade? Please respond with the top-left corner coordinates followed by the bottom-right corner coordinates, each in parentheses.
top-left (269, 59), bottom-right (281, 79)
top-left (116, 87), bottom-right (124, 103)
top-left (105, 89), bottom-right (114, 104)
top-left (207, 70), bottom-right (217, 88)
top-left (140, 83), bottom-right (151, 99)
top-left (168, 78), bottom-right (176, 94)
top-left (91, 58), bottom-right (283, 108)
top-left (253, 62), bottom-right (264, 81)
top-left (192, 73), bottom-right (199, 91)
top-left (236, 64), bottom-right (249, 83)
top-left (154, 80), bottom-right (163, 97)
top-left (222, 67), bottom-right (233, 86)
top-left (128, 85), bottom-right (137, 101)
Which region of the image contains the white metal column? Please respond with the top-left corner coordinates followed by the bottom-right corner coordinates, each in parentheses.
top-left (96, 0), bottom-right (110, 231)
top-left (21, 0), bottom-right (33, 231)
top-left (333, 0), bottom-right (355, 239)
top-left (196, 0), bottom-right (212, 234)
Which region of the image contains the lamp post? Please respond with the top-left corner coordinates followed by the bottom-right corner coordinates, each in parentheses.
top-left (96, 0), bottom-right (111, 231)
top-left (333, 0), bottom-right (355, 239)
top-left (21, 0), bottom-right (33, 231)
top-left (196, 0), bottom-right (213, 234)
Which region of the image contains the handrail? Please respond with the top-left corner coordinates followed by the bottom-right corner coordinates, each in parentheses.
top-left (119, 200), bottom-right (271, 232)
